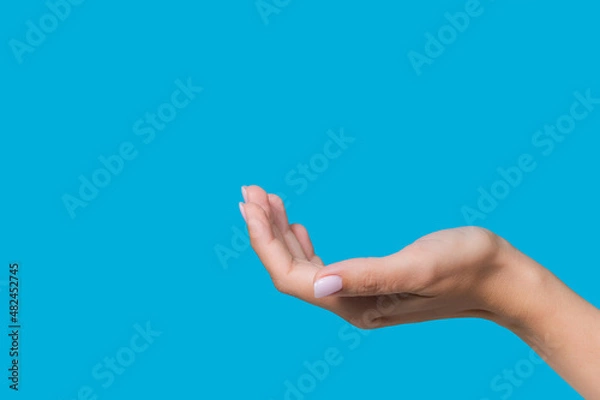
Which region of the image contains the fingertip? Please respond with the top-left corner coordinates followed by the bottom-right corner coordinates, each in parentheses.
top-left (290, 223), bottom-right (307, 236)
top-left (267, 194), bottom-right (286, 215)
top-left (244, 185), bottom-right (265, 200)
top-left (268, 193), bottom-right (284, 206)
top-left (245, 185), bottom-right (272, 218)
top-left (314, 275), bottom-right (343, 298)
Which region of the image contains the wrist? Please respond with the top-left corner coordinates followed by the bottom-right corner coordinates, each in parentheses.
top-left (479, 238), bottom-right (557, 334)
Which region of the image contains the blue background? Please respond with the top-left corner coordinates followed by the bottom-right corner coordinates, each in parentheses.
top-left (1, 0), bottom-right (598, 398)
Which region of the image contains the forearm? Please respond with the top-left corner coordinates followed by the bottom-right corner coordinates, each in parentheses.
top-left (491, 247), bottom-right (600, 398)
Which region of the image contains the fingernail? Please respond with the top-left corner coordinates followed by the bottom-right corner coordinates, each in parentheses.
top-left (241, 186), bottom-right (248, 202)
top-left (314, 276), bottom-right (343, 298)
top-left (239, 202), bottom-right (247, 221)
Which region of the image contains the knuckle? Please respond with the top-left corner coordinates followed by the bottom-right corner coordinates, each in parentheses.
top-left (465, 226), bottom-right (499, 247)
top-left (464, 226), bottom-right (503, 262)
top-left (356, 269), bottom-right (385, 295)
top-left (272, 278), bottom-right (292, 296)
top-left (347, 308), bottom-right (384, 330)
top-left (347, 316), bottom-right (370, 330)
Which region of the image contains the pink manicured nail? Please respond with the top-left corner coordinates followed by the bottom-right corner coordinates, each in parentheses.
top-left (241, 186), bottom-right (248, 202)
top-left (314, 276), bottom-right (343, 298)
top-left (239, 202), bottom-right (247, 221)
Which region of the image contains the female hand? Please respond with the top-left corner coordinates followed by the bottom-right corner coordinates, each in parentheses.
top-left (240, 185), bottom-right (600, 398)
top-left (239, 185), bottom-right (533, 330)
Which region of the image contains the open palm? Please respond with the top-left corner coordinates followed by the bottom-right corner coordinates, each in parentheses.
top-left (240, 185), bottom-right (513, 329)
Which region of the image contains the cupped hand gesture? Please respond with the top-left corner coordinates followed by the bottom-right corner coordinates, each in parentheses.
top-left (239, 185), bottom-right (525, 329)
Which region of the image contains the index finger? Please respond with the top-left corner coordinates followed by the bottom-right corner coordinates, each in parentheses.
top-left (243, 202), bottom-right (293, 282)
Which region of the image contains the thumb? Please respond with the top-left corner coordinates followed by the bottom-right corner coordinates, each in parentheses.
top-left (313, 253), bottom-right (424, 298)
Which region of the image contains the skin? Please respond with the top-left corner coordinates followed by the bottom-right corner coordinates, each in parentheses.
top-left (239, 185), bottom-right (600, 398)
